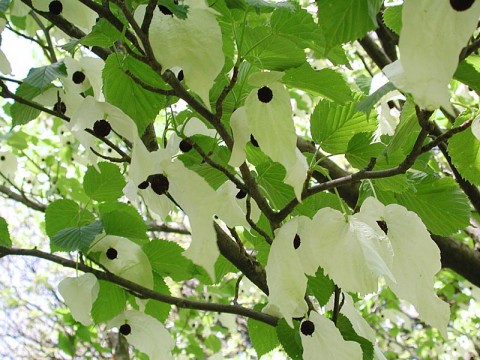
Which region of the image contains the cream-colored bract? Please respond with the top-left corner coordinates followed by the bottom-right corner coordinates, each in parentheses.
top-left (300, 312), bottom-right (363, 360)
top-left (57, 273), bottom-right (99, 326)
top-left (0, 151), bottom-right (17, 180)
top-left (359, 197), bottom-right (450, 336)
top-left (108, 310), bottom-right (175, 360)
top-left (472, 115), bottom-right (480, 140)
top-left (89, 234), bottom-right (154, 289)
top-left (63, 57), bottom-right (105, 101)
top-left (0, 19), bottom-right (12, 75)
top-left (134, 1), bottom-right (224, 109)
top-left (383, 0), bottom-right (480, 113)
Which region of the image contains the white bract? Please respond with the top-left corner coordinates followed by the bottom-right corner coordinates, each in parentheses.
top-left (89, 234), bottom-right (153, 289)
top-left (472, 115), bottom-right (480, 140)
top-left (57, 273), bottom-right (99, 326)
top-left (134, 1), bottom-right (224, 109)
top-left (359, 197), bottom-right (450, 336)
top-left (63, 57), bottom-right (105, 100)
top-left (0, 151), bottom-right (17, 180)
top-left (300, 312), bottom-right (363, 359)
top-left (108, 310), bottom-right (175, 360)
top-left (383, 0), bottom-right (480, 113)
top-left (0, 19), bottom-right (12, 75)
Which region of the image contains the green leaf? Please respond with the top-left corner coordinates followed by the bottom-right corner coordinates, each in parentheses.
top-left (142, 239), bottom-right (195, 281)
top-left (270, 7), bottom-right (318, 47)
top-left (45, 199), bottom-right (95, 238)
top-left (100, 206), bottom-right (148, 245)
top-left (246, 0), bottom-right (294, 10)
top-left (454, 56), bottom-right (480, 95)
top-left (80, 19), bottom-right (122, 47)
top-left (157, 0), bottom-right (189, 19)
top-left (0, 217), bottom-right (11, 247)
top-left (336, 314), bottom-right (374, 360)
top-left (293, 192), bottom-right (347, 218)
top-left (283, 64), bottom-right (353, 104)
top-left (311, 99), bottom-right (376, 154)
top-left (0, 0), bottom-right (10, 14)
top-left (23, 62), bottom-right (67, 89)
top-left (276, 319), bottom-right (303, 360)
top-left (386, 99), bottom-right (421, 155)
top-left (356, 82), bottom-right (396, 117)
top-left (205, 335), bottom-right (222, 353)
top-left (448, 115), bottom-right (480, 186)
top-left (103, 54), bottom-right (168, 135)
top-left (11, 83), bottom-right (50, 126)
top-left (248, 305), bottom-right (280, 358)
top-left (317, 0), bottom-right (382, 49)
top-left (394, 175), bottom-right (470, 236)
top-left (144, 273), bottom-right (172, 323)
top-left (382, 5), bottom-right (402, 35)
top-left (256, 161), bottom-right (295, 209)
top-left (307, 268), bottom-right (335, 307)
top-left (91, 280), bottom-right (126, 323)
top-left (83, 162), bottom-right (126, 202)
top-left (51, 221), bottom-right (104, 252)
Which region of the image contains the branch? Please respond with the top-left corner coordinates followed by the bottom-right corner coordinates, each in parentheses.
top-left (0, 184), bottom-right (47, 212)
top-left (125, 70), bottom-right (175, 96)
top-left (358, 33), bottom-right (392, 70)
top-left (147, 222), bottom-right (190, 235)
top-left (0, 246), bottom-right (278, 326)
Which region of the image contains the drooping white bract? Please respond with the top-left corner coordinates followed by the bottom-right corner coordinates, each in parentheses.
top-left (231, 72), bottom-right (308, 200)
top-left (0, 19), bottom-right (11, 75)
top-left (383, 0), bottom-right (480, 113)
top-left (375, 90), bottom-right (404, 137)
top-left (182, 117), bottom-right (217, 138)
top-left (359, 197), bottom-right (450, 336)
top-left (31, 0), bottom-right (97, 33)
top-left (33, 87), bottom-right (84, 118)
top-left (263, 217), bottom-right (312, 326)
top-left (57, 273), bottom-right (99, 326)
top-left (307, 207), bottom-right (395, 294)
top-left (0, 151), bottom-right (18, 180)
top-left (300, 312), bottom-right (363, 360)
top-left (108, 310), bottom-right (175, 360)
top-left (69, 96), bottom-right (138, 167)
top-left (472, 115), bottom-right (480, 140)
top-left (134, 1), bottom-right (224, 109)
top-left (63, 57), bottom-right (105, 100)
top-left (89, 234), bottom-right (153, 289)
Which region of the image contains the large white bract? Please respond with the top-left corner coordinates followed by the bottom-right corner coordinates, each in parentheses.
top-left (383, 0), bottom-right (480, 113)
top-left (472, 115), bottom-right (480, 140)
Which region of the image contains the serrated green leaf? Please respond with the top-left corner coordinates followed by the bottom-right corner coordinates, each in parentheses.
top-left (454, 56), bottom-right (480, 97)
top-left (307, 268), bottom-right (335, 307)
top-left (51, 221), bottom-right (104, 252)
top-left (248, 305), bottom-right (280, 358)
top-left (80, 19), bottom-right (122, 47)
top-left (45, 199), bottom-right (95, 238)
top-left (276, 319), bottom-right (303, 360)
top-left (91, 280), bottom-right (126, 323)
top-left (100, 208), bottom-right (148, 245)
top-left (386, 99), bottom-right (421, 155)
top-left (23, 62), bottom-right (67, 89)
top-left (0, 217), bottom-right (11, 247)
top-left (270, 7), bottom-right (318, 47)
top-left (311, 99), bottom-right (376, 154)
top-left (157, 0), bottom-right (189, 19)
top-left (0, 0), bottom-right (10, 14)
top-left (144, 273), bottom-right (172, 323)
top-left (283, 64), bottom-right (353, 104)
top-left (448, 116), bottom-right (480, 186)
top-left (382, 5), bottom-right (402, 35)
top-left (396, 175), bottom-right (471, 236)
top-left (336, 314), bottom-right (374, 360)
top-left (103, 54), bottom-right (168, 135)
top-left (256, 161), bottom-right (295, 209)
top-left (83, 162), bottom-right (126, 202)
top-left (11, 83), bottom-right (51, 126)
top-left (246, 0), bottom-right (294, 10)
top-left (142, 239), bottom-right (195, 281)
top-left (317, 0), bottom-right (382, 49)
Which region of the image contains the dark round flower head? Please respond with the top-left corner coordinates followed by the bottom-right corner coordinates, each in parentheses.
top-left (138, 180), bottom-right (149, 190)
top-left (300, 320), bottom-right (315, 336)
top-left (53, 101), bottom-right (67, 114)
top-left (177, 70), bottom-right (184, 82)
top-left (179, 139), bottom-right (193, 152)
top-left (147, 174), bottom-right (169, 195)
top-left (93, 120), bottom-right (112, 137)
top-left (49, 0), bottom-right (63, 15)
top-left (106, 247), bottom-right (118, 260)
top-left (450, 0), bottom-right (475, 11)
top-left (158, 5), bottom-right (173, 15)
top-left (293, 234), bottom-right (301, 249)
top-left (0, 156), bottom-right (5, 161)
top-left (72, 71), bottom-right (86, 84)
top-left (250, 134), bottom-right (259, 147)
top-left (236, 189), bottom-right (247, 199)
top-left (119, 323), bottom-right (131, 336)
top-left (257, 86), bottom-right (273, 103)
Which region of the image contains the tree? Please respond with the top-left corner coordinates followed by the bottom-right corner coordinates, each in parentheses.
top-left (0, 0), bottom-right (480, 358)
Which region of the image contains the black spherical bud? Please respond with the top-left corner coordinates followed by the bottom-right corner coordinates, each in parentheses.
top-left (106, 247), bottom-right (118, 260)
top-left (49, 0), bottom-right (63, 15)
top-left (376, 220), bottom-right (388, 235)
top-left (72, 71), bottom-right (86, 84)
top-left (301, 320), bottom-right (315, 336)
top-left (138, 180), bottom-right (149, 190)
top-left (93, 120), bottom-right (112, 137)
top-left (179, 139), bottom-right (193, 152)
top-left (236, 189), bottom-right (247, 199)
top-left (53, 101), bottom-right (67, 114)
top-left (147, 174), bottom-right (169, 195)
top-left (257, 86), bottom-right (273, 103)
top-left (250, 134), bottom-right (259, 147)
top-left (450, 0), bottom-right (475, 11)
top-left (177, 70), bottom-right (184, 82)
top-left (293, 234), bottom-right (301, 249)
top-left (0, 156), bottom-right (5, 161)
top-left (119, 324), bottom-right (131, 336)
top-left (158, 5), bottom-right (173, 15)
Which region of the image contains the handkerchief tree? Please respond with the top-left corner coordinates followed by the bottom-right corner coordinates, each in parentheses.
top-left (1, 0), bottom-right (480, 359)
